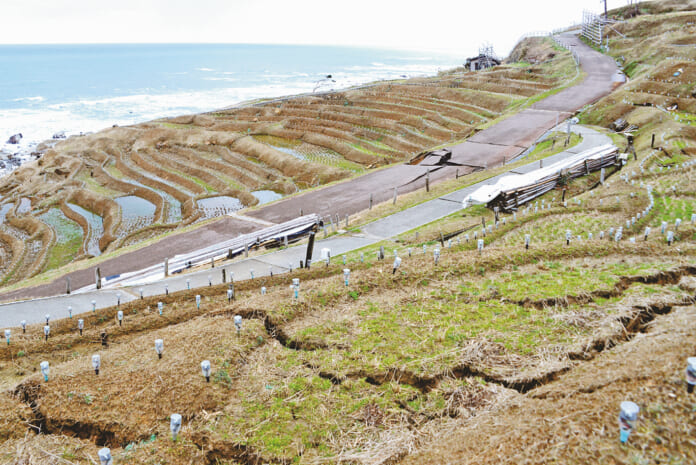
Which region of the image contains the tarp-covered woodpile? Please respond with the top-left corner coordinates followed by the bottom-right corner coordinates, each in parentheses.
top-left (466, 144), bottom-right (620, 212)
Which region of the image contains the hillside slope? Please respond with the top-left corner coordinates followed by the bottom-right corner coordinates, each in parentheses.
top-left (1, 6), bottom-right (695, 464)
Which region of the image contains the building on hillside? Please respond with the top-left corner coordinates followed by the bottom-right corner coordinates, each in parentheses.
top-left (465, 54), bottom-right (501, 71)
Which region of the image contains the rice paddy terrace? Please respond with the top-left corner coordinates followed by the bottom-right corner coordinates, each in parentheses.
top-left (0, 39), bottom-right (576, 287)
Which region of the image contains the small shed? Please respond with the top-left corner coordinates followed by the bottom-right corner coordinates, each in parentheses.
top-left (465, 55), bottom-right (501, 71)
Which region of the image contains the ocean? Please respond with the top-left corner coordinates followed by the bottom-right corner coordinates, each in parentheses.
top-left (0, 43), bottom-right (460, 176)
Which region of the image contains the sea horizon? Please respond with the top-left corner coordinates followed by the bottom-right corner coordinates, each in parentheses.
top-left (0, 43), bottom-right (462, 177)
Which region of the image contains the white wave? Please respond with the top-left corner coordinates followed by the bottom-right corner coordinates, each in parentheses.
top-left (196, 67), bottom-right (214, 72)
top-left (12, 96), bottom-right (45, 102)
top-left (203, 77), bottom-right (238, 82)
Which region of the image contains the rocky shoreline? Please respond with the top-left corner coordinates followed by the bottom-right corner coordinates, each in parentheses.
top-left (0, 133), bottom-right (65, 178)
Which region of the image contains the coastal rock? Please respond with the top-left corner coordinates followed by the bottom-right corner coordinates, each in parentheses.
top-left (6, 134), bottom-right (22, 144)
top-left (52, 131), bottom-right (66, 140)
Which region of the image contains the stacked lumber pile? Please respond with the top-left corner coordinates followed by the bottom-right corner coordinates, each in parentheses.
top-left (467, 145), bottom-right (620, 212)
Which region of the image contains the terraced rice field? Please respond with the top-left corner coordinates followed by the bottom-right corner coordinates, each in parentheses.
top-left (252, 189), bottom-right (284, 205)
top-left (0, 37), bottom-right (575, 287)
top-left (196, 196), bottom-right (243, 220)
top-left (0, 203), bottom-right (11, 223)
top-left (67, 203), bottom-right (104, 257)
top-left (37, 208), bottom-right (83, 271)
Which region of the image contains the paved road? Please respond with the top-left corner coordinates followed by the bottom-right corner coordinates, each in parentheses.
top-left (0, 124), bottom-right (612, 327)
top-left (0, 32), bottom-right (619, 325)
top-left (533, 33), bottom-right (619, 112)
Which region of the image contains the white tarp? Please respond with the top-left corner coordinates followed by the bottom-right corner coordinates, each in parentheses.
top-left (465, 144), bottom-right (617, 206)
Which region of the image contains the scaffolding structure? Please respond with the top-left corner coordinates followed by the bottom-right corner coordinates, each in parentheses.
top-left (478, 43), bottom-right (496, 68)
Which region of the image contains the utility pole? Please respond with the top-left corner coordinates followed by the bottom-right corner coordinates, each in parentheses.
top-left (603, 0), bottom-right (608, 21)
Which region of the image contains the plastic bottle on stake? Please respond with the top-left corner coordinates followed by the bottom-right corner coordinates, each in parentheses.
top-left (155, 339), bottom-right (164, 359)
top-left (92, 354), bottom-right (101, 375)
top-left (234, 315), bottom-right (242, 334)
top-left (98, 447), bottom-right (112, 465)
top-left (4, 329), bottom-right (9, 345)
top-left (292, 278), bottom-right (300, 300)
top-left (392, 257), bottom-right (402, 274)
top-left (40, 361), bottom-right (49, 381)
top-left (78, 319), bottom-right (84, 336)
top-left (686, 357), bottom-right (696, 393)
top-left (619, 401), bottom-right (640, 443)
top-left (201, 360), bottom-right (211, 382)
top-left (170, 413), bottom-right (182, 440)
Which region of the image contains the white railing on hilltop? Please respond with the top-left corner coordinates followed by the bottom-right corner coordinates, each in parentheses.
top-left (582, 10), bottom-right (603, 46)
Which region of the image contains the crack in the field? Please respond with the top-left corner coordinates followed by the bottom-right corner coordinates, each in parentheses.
top-left (310, 359), bottom-right (568, 395)
top-left (514, 265), bottom-right (696, 310)
top-left (214, 266), bottom-right (696, 400)
top-left (11, 266), bottom-right (696, 462)
top-left (190, 432), bottom-right (289, 465)
top-left (14, 380), bottom-right (125, 447)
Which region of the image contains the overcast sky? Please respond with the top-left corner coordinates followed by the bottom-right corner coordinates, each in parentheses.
top-left (3, 0), bottom-right (632, 55)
